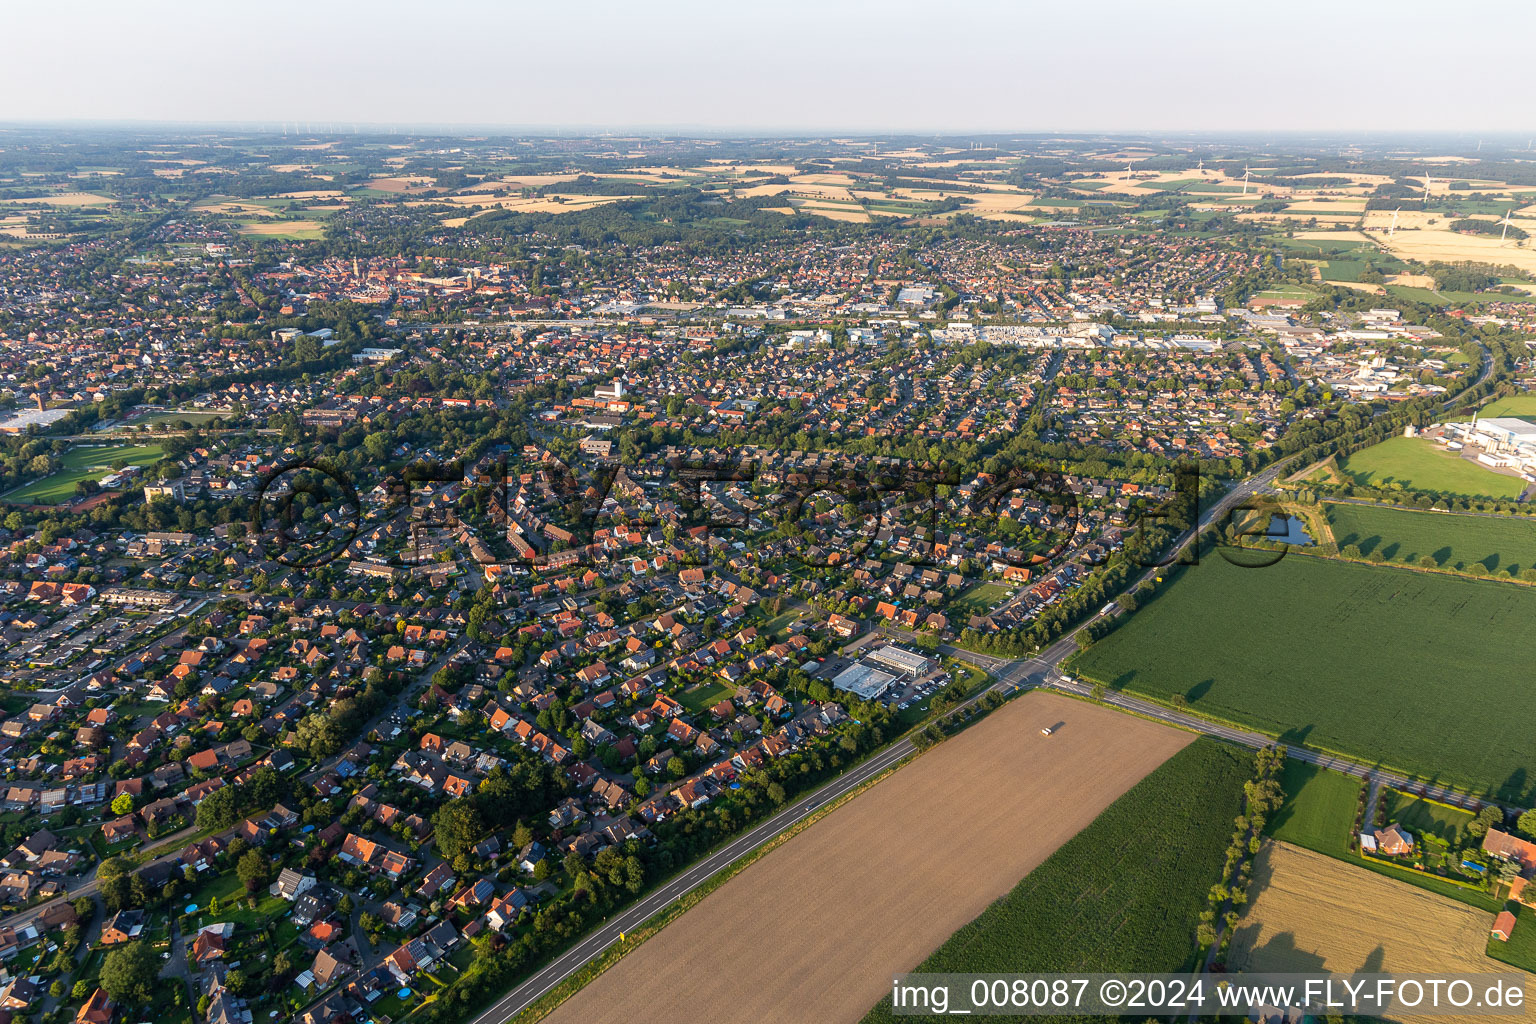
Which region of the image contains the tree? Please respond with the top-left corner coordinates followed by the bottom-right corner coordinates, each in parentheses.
top-left (110, 793), bottom-right (134, 816)
top-left (1517, 809), bottom-right (1536, 839)
top-left (563, 850), bottom-right (585, 879)
top-left (431, 799), bottom-right (485, 862)
top-left (294, 713), bottom-right (342, 757)
top-left (100, 941), bottom-right (159, 1005)
top-left (1468, 805), bottom-right (1504, 840)
top-left (236, 850), bottom-right (270, 893)
top-left (666, 756), bottom-right (687, 779)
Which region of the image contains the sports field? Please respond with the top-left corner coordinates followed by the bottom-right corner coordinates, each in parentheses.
top-left (1324, 502), bottom-right (1536, 575)
top-left (1335, 437), bottom-right (1527, 499)
top-left (862, 739), bottom-right (1251, 1024)
top-left (541, 692), bottom-right (1192, 1024)
top-left (128, 410), bottom-right (224, 427)
top-left (1230, 843), bottom-right (1525, 1024)
top-left (1072, 555), bottom-right (1536, 800)
top-left (2, 443), bottom-right (166, 504)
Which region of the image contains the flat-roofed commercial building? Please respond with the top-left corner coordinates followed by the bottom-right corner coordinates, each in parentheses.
top-left (830, 663), bottom-right (897, 701)
top-left (867, 644), bottom-right (937, 678)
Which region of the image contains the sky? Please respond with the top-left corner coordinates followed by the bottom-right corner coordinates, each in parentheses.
top-left (4, 0), bottom-right (1532, 134)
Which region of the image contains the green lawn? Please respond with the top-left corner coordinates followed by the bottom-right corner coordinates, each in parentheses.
top-left (948, 581), bottom-right (1009, 618)
top-left (1488, 904), bottom-right (1536, 972)
top-left (2, 443), bottom-right (166, 504)
top-left (1324, 502), bottom-right (1536, 575)
top-left (760, 608), bottom-right (808, 637)
top-left (1335, 436), bottom-right (1527, 499)
top-left (860, 740), bottom-right (1252, 1024)
top-left (1479, 394), bottom-right (1536, 423)
top-left (1071, 555), bottom-right (1536, 801)
top-left (1381, 788), bottom-right (1476, 846)
top-left (943, 656), bottom-right (991, 696)
top-left (1267, 761), bottom-right (1362, 858)
top-left (677, 681), bottom-right (732, 713)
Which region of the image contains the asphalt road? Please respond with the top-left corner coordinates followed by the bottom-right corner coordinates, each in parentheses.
top-left (468, 730), bottom-right (924, 1024)
top-left (473, 468), bottom-right (1297, 1024)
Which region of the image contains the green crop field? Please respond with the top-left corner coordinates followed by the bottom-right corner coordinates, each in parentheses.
top-left (1479, 394), bottom-right (1536, 422)
top-left (1381, 788), bottom-right (1475, 846)
top-left (1386, 284), bottom-right (1536, 306)
top-left (1324, 502), bottom-right (1536, 575)
top-left (1335, 436), bottom-right (1527, 499)
top-left (2, 443), bottom-right (166, 504)
top-left (861, 739), bottom-right (1251, 1024)
top-left (1319, 259), bottom-right (1365, 282)
top-left (1276, 236), bottom-right (1375, 255)
top-left (1071, 555), bottom-right (1536, 801)
top-left (1267, 761), bottom-right (1361, 858)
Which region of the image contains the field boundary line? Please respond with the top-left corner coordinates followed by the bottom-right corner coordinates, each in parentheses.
top-left (1321, 496), bottom-right (1536, 523)
top-left (1048, 685), bottom-right (1212, 739)
top-left (1069, 675), bottom-right (1491, 800)
top-left (507, 742), bottom-right (926, 1024)
top-left (1283, 546), bottom-right (1536, 588)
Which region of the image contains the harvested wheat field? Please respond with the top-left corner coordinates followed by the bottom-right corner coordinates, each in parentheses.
top-left (239, 220), bottom-right (324, 236)
top-left (542, 691), bottom-right (1191, 1024)
top-left (1229, 842), bottom-right (1528, 1024)
top-left (0, 191), bottom-right (113, 207)
top-left (365, 175), bottom-right (435, 193)
top-left (1374, 227), bottom-right (1536, 276)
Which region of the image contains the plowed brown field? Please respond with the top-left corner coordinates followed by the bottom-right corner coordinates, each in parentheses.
top-left (542, 691), bottom-right (1192, 1024)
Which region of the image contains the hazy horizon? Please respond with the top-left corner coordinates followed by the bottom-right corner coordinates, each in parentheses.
top-left (6, 0), bottom-right (1534, 134)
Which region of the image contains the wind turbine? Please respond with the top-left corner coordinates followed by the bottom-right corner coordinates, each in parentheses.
top-left (1389, 208), bottom-right (1400, 237)
top-left (1197, 157), bottom-right (1204, 174)
top-left (1501, 209), bottom-right (1515, 243)
top-left (1422, 174), bottom-right (1433, 203)
top-left (1242, 164), bottom-right (1251, 195)
top-left (1125, 161), bottom-right (1133, 181)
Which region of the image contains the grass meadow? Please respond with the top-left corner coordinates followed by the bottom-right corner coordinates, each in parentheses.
top-left (1267, 761), bottom-right (1362, 858)
top-left (1335, 436), bottom-right (1527, 499)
